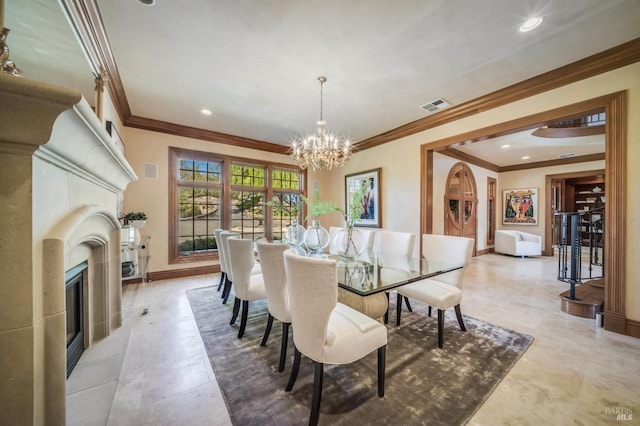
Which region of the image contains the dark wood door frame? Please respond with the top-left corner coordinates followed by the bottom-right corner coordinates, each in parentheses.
top-left (421, 91), bottom-right (627, 336)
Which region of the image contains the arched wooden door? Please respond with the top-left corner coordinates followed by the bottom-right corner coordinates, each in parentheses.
top-left (444, 162), bottom-right (477, 255)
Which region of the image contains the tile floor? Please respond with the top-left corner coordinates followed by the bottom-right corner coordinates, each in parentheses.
top-left (67, 253), bottom-right (640, 425)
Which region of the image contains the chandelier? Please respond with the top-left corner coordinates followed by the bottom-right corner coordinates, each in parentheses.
top-left (291, 76), bottom-right (352, 171)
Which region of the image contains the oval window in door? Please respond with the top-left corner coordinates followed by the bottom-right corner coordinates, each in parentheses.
top-left (444, 162), bottom-right (477, 254)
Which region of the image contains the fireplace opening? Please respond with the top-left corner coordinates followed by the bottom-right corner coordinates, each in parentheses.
top-left (65, 262), bottom-right (87, 377)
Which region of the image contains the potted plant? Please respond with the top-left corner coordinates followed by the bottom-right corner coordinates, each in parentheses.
top-left (123, 212), bottom-right (147, 246)
top-left (123, 211), bottom-right (147, 228)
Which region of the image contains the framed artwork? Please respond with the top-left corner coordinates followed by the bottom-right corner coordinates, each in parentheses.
top-left (345, 168), bottom-right (381, 228)
top-left (503, 188), bottom-right (538, 225)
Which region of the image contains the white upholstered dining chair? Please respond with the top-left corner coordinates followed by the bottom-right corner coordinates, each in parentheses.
top-left (255, 239), bottom-right (291, 372)
top-left (219, 231), bottom-right (239, 304)
top-left (219, 230), bottom-right (261, 304)
top-left (395, 234), bottom-right (474, 348)
top-left (283, 250), bottom-right (387, 426)
top-left (227, 237), bottom-right (267, 338)
top-left (374, 230), bottom-right (416, 323)
top-left (214, 228), bottom-right (227, 293)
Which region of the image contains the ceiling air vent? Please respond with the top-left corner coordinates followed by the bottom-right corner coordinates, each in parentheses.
top-left (420, 98), bottom-right (451, 114)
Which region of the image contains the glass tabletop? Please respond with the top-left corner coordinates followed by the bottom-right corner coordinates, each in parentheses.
top-left (332, 251), bottom-right (463, 296)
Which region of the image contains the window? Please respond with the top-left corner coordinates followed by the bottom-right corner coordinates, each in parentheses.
top-left (169, 147), bottom-right (305, 263)
top-left (230, 164), bottom-right (266, 242)
top-left (271, 169), bottom-right (303, 242)
top-left (176, 157), bottom-right (222, 257)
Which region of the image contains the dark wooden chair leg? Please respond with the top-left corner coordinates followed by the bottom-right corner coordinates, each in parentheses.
top-left (454, 304), bottom-right (466, 331)
top-left (278, 322), bottom-right (290, 372)
top-left (383, 292), bottom-right (389, 324)
top-left (404, 296), bottom-right (413, 312)
top-left (437, 309), bottom-right (444, 348)
top-left (238, 300), bottom-right (249, 338)
top-left (222, 277), bottom-right (232, 304)
top-left (377, 345), bottom-right (386, 397)
top-left (395, 293), bottom-right (403, 326)
top-left (310, 362), bottom-right (324, 426)
top-left (285, 347), bottom-right (301, 392)
top-left (428, 306), bottom-right (432, 317)
top-left (261, 313), bottom-right (274, 346)
top-left (217, 272), bottom-right (225, 291)
top-left (230, 297), bottom-right (240, 324)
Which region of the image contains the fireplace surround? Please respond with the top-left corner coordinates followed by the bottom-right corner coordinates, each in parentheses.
top-left (0, 74), bottom-right (137, 424)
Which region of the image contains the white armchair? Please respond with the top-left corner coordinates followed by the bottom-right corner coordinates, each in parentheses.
top-left (494, 230), bottom-right (542, 257)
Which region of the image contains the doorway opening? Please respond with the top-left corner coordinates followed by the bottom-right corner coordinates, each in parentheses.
top-left (421, 92), bottom-right (626, 334)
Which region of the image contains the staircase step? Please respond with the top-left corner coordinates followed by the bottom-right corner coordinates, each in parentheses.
top-left (585, 277), bottom-right (605, 288)
top-left (559, 283), bottom-right (604, 319)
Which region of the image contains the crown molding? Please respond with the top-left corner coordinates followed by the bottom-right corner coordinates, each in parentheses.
top-left (438, 148), bottom-right (605, 173)
top-left (125, 115), bottom-right (290, 155)
top-left (62, 0), bottom-right (131, 123)
top-left (357, 37), bottom-right (640, 151)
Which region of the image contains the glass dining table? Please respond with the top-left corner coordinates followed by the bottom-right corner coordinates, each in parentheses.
top-left (331, 251), bottom-right (464, 321)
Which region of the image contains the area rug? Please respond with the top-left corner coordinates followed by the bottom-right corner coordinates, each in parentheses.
top-left (187, 286), bottom-right (533, 426)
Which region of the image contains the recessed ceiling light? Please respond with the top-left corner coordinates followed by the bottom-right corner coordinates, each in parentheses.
top-left (522, 155), bottom-right (531, 160)
top-left (137, 0), bottom-right (156, 6)
top-left (520, 17), bottom-right (543, 32)
top-left (200, 109), bottom-right (213, 116)
top-left (501, 144), bottom-right (511, 149)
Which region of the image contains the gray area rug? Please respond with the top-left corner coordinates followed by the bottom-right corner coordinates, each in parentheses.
top-left (187, 286), bottom-right (533, 426)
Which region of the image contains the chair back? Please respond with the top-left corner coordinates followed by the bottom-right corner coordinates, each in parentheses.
top-left (328, 226), bottom-right (342, 254)
top-left (214, 229), bottom-right (226, 273)
top-left (284, 250), bottom-right (337, 361)
top-left (374, 230), bottom-right (416, 256)
top-left (227, 237), bottom-right (256, 300)
top-left (256, 240), bottom-right (290, 322)
top-left (421, 234), bottom-right (474, 288)
top-left (220, 231), bottom-right (240, 281)
top-left (359, 229), bottom-right (376, 251)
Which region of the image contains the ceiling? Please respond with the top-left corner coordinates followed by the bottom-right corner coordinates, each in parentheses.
top-left (5, 0), bottom-right (640, 165)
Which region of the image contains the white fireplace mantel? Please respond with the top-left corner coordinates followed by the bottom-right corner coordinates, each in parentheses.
top-left (0, 73), bottom-right (137, 425)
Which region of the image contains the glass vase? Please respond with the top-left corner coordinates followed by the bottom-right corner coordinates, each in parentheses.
top-left (285, 220), bottom-right (307, 255)
top-left (335, 220), bottom-right (366, 259)
top-left (303, 219), bottom-right (330, 257)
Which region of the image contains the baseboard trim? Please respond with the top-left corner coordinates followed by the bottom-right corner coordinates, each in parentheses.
top-left (626, 319), bottom-right (640, 338)
top-left (604, 311), bottom-right (626, 334)
top-left (148, 265), bottom-right (221, 282)
top-left (477, 248), bottom-right (493, 256)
